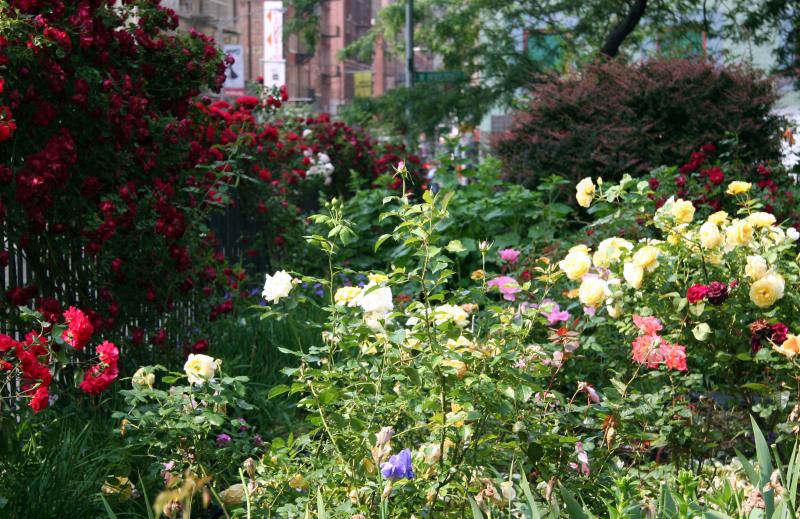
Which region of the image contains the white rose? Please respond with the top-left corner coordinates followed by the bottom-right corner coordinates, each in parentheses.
top-left (787, 227), bottom-right (799, 242)
top-left (262, 270), bottom-right (294, 303)
top-left (358, 282), bottom-right (394, 317)
top-left (184, 354), bottom-right (218, 385)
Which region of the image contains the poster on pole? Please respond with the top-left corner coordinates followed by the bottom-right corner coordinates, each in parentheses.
top-left (354, 71), bottom-right (372, 98)
top-left (263, 1), bottom-right (285, 88)
top-left (223, 44), bottom-right (245, 96)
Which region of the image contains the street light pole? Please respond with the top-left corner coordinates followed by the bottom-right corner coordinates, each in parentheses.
top-left (404, 0), bottom-right (414, 148)
top-left (405, 0), bottom-right (414, 88)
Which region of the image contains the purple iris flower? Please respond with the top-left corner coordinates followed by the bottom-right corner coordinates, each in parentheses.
top-left (216, 433), bottom-right (232, 447)
top-left (380, 448), bottom-right (415, 480)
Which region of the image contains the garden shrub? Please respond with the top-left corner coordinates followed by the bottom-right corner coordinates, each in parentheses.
top-left (0, 0), bottom-right (417, 381)
top-left (495, 58), bottom-right (785, 190)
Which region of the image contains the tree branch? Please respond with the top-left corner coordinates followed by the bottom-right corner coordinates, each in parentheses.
top-left (600, 0), bottom-right (648, 57)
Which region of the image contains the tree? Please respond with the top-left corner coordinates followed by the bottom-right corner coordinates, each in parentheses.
top-left (287, 0), bottom-right (794, 138)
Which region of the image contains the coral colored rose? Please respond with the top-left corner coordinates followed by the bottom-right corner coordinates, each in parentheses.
top-left (661, 342), bottom-right (688, 371)
top-left (686, 284), bottom-right (708, 304)
top-left (774, 334), bottom-right (800, 359)
top-left (632, 315), bottom-right (663, 335)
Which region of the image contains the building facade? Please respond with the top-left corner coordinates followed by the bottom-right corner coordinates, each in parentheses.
top-left (236, 0), bottom-right (405, 113)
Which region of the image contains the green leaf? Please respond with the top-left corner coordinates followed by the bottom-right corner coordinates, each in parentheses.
top-left (375, 233), bottom-right (392, 252)
top-left (559, 487), bottom-right (589, 519)
top-left (98, 494), bottom-right (118, 518)
top-left (751, 416), bottom-right (775, 515)
top-left (317, 491), bottom-right (328, 519)
top-left (468, 497), bottom-right (485, 519)
top-left (519, 476), bottom-right (542, 519)
top-left (268, 384), bottom-right (291, 399)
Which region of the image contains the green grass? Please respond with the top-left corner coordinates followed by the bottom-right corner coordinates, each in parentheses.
top-left (206, 306), bottom-right (327, 433)
top-left (0, 307), bottom-right (324, 518)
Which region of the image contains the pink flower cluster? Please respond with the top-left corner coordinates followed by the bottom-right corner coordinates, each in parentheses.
top-left (630, 315), bottom-right (687, 371)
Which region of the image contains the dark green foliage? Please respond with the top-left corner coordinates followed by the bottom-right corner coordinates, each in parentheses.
top-left (495, 59), bottom-right (785, 189)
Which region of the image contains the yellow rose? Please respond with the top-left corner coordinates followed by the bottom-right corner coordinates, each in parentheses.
top-left (747, 211), bottom-right (776, 228)
top-left (558, 250), bottom-right (592, 281)
top-left (726, 219), bottom-right (753, 247)
top-left (593, 237), bottom-right (633, 267)
top-left (441, 359), bottom-right (468, 379)
top-left (699, 221), bottom-right (723, 249)
top-left (132, 367), bottom-right (155, 389)
top-left (749, 272), bottom-right (785, 308)
top-left (744, 255), bottom-right (768, 281)
top-left (632, 245), bottom-right (660, 272)
top-left (575, 177), bottom-right (595, 208)
top-left (670, 199), bottom-right (695, 224)
top-left (578, 277), bottom-right (608, 308)
top-left (623, 262), bottom-right (644, 289)
top-left (569, 244), bottom-right (590, 254)
top-left (708, 211), bottom-right (729, 226)
top-left (334, 286), bottom-right (362, 305)
top-left (707, 251), bottom-right (724, 265)
top-left (564, 288), bottom-right (580, 299)
top-left (368, 273), bottom-right (389, 284)
top-left (606, 303), bottom-right (623, 319)
top-left (774, 334), bottom-right (800, 359)
top-left (726, 181), bottom-right (752, 195)
top-left (470, 269), bottom-right (485, 281)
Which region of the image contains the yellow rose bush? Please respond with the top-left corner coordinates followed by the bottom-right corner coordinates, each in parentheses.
top-left (559, 174), bottom-right (800, 456)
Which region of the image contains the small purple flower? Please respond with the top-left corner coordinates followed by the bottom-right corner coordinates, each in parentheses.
top-left (253, 434), bottom-right (264, 446)
top-left (380, 448), bottom-right (415, 480)
top-left (216, 433), bottom-right (232, 448)
top-left (238, 418), bottom-right (249, 432)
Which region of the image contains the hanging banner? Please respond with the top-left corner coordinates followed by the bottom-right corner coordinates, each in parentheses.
top-left (223, 44), bottom-right (245, 96)
top-left (354, 71), bottom-right (372, 98)
top-left (263, 1), bottom-right (285, 88)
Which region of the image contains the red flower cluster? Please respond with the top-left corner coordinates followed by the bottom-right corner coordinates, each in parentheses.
top-left (630, 315), bottom-right (687, 371)
top-left (62, 306), bottom-right (94, 349)
top-left (686, 281), bottom-right (731, 305)
top-left (78, 341), bottom-right (119, 395)
top-left (750, 320), bottom-right (788, 353)
top-left (0, 306), bottom-right (119, 412)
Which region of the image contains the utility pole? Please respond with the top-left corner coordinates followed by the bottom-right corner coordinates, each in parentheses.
top-left (404, 0), bottom-right (414, 148)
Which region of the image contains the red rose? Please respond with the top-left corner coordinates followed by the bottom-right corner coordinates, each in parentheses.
top-left (705, 166), bottom-right (724, 185)
top-left (686, 284), bottom-right (708, 304)
top-left (61, 307), bottom-right (94, 350)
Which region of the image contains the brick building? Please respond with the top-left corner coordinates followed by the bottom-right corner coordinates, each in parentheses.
top-left (236, 0), bottom-right (406, 113)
